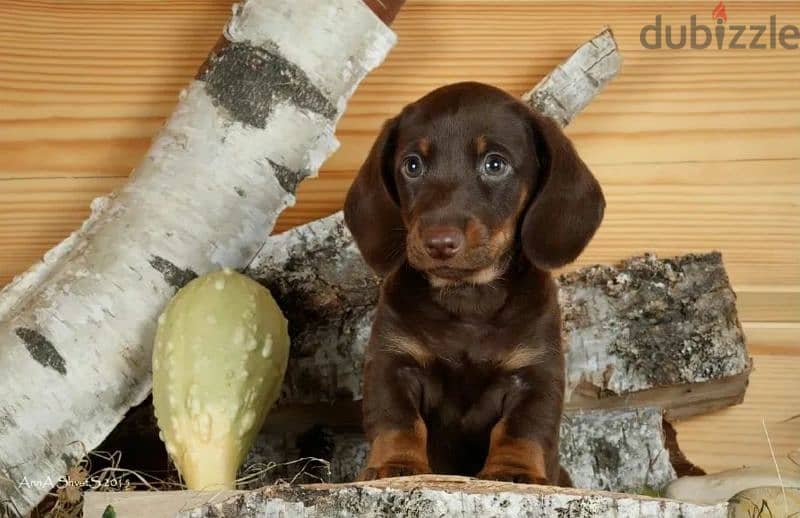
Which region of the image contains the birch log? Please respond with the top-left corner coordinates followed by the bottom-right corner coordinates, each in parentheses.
top-left (246, 407), bottom-right (677, 493)
top-left (178, 475), bottom-right (729, 518)
top-left (0, 0), bottom-right (398, 512)
top-left (248, 217), bottom-right (749, 418)
top-left (560, 253), bottom-right (749, 418)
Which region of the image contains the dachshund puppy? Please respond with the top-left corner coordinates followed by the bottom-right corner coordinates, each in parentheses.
top-left (344, 82), bottom-right (604, 485)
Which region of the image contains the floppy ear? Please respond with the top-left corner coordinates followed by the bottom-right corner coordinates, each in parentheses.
top-left (344, 117), bottom-right (405, 276)
top-left (520, 112), bottom-right (605, 270)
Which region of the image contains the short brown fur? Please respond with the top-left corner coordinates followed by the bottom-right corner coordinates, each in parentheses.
top-left (360, 419), bottom-right (432, 480)
top-left (478, 419), bottom-right (548, 484)
top-left (344, 82), bottom-right (604, 485)
top-left (382, 332), bottom-right (435, 368)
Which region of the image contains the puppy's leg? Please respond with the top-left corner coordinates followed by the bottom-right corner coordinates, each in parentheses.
top-left (359, 355), bottom-right (431, 480)
top-left (477, 418), bottom-right (550, 484)
top-left (360, 418), bottom-right (430, 480)
top-left (477, 369), bottom-right (563, 485)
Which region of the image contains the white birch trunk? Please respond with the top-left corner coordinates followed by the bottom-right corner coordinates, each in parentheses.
top-left (0, 0), bottom-right (396, 512)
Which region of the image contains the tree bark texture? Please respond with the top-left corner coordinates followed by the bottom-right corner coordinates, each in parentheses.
top-left (177, 475), bottom-right (729, 518)
top-left (560, 253), bottom-right (749, 419)
top-left (246, 407), bottom-right (678, 494)
top-left (248, 210), bottom-right (749, 420)
top-left (0, 0), bottom-right (396, 512)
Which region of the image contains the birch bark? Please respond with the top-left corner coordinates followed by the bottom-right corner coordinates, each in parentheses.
top-left (178, 475), bottom-right (729, 518)
top-left (0, 0), bottom-right (396, 512)
top-left (247, 407), bottom-right (678, 493)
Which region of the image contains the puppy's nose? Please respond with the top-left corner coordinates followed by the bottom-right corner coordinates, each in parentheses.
top-left (422, 225), bottom-right (464, 260)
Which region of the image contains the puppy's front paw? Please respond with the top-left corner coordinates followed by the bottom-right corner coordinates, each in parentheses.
top-left (359, 461), bottom-right (431, 481)
top-left (477, 465), bottom-right (548, 485)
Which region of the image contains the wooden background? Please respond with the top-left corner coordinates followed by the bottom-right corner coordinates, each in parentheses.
top-left (0, 1), bottom-right (797, 475)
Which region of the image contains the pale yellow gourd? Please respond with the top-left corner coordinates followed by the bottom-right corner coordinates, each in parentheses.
top-left (152, 268), bottom-right (289, 490)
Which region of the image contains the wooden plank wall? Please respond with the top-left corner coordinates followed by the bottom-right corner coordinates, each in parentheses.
top-left (0, 1), bottom-right (797, 475)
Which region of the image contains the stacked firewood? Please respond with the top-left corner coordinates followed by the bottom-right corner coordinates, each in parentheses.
top-left (0, 0), bottom-right (751, 515)
top-left (234, 25), bottom-right (748, 500)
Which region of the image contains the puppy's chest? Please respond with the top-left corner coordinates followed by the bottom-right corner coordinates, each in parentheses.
top-left (426, 322), bottom-right (516, 366)
top-left (418, 332), bottom-right (518, 430)
top-left (412, 318), bottom-right (542, 430)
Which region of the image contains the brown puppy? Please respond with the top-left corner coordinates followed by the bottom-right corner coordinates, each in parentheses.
top-left (344, 82), bottom-right (604, 485)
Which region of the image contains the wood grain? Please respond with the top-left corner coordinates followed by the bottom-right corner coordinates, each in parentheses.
top-left (674, 354), bottom-right (800, 474)
top-left (0, 0), bottom-right (797, 476)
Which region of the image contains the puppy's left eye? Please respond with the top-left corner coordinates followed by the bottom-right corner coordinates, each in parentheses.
top-left (401, 154), bottom-right (425, 178)
top-left (481, 153), bottom-right (510, 177)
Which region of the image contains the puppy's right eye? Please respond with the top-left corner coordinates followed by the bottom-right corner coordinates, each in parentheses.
top-left (481, 153), bottom-right (510, 177)
top-left (401, 155), bottom-right (425, 178)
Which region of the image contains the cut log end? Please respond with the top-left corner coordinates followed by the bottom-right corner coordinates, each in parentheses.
top-left (522, 27), bottom-right (622, 126)
top-left (561, 252), bottom-right (750, 419)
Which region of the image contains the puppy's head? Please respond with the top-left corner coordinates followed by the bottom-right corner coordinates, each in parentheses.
top-left (344, 82), bottom-right (604, 282)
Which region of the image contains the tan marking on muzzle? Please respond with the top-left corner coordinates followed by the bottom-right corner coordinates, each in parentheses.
top-left (428, 274), bottom-right (456, 288)
top-left (489, 224), bottom-right (514, 251)
top-left (464, 218), bottom-right (488, 249)
top-left (488, 186), bottom-right (529, 253)
top-left (465, 264), bottom-right (504, 284)
top-left (517, 185), bottom-right (530, 212)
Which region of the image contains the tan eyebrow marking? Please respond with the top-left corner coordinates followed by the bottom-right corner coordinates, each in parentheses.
top-left (475, 135), bottom-right (488, 155)
top-left (382, 332), bottom-right (434, 368)
top-left (418, 137), bottom-right (431, 157)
